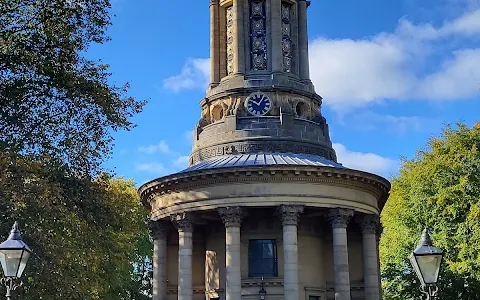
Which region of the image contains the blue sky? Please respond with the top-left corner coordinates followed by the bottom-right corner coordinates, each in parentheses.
top-left (90, 0), bottom-right (480, 185)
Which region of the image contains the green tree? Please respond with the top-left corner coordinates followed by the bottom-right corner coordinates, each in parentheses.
top-left (0, 0), bottom-right (145, 175)
top-left (0, 156), bottom-right (152, 300)
top-left (0, 0), bottom-right (152, 298)
top-left (380, 123), bottom-right (480, 300)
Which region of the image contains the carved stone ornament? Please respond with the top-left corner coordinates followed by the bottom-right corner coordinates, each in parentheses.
top-left (190, 141), bottom-right (337, 165)
top-left (356, 214), bottom-right (380, 234)
top-left (149, 220), bottom-right (170, 239)
top-left (170, 212), bottom-right (195, 232)
top-left (218, 206), bottom-right (244, 227)
top-left (226, 6), bottom-right (234, 75)
top-left (328, 208), bottom-right (354, 229)
top-left (250, 0), bottom-right (267, 70)
top-left (278, 205), bottom-right (304, 226)
top-left (281, 3), bottom-right (293, 73)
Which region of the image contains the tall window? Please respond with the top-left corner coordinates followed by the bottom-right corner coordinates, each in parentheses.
top-left (248, 239), bottom-right (278, 277)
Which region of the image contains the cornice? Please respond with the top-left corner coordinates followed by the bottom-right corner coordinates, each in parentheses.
top-left (139, 165), bottom-right (390, 208)
top-left (203, 85), bottom-right (322, 105)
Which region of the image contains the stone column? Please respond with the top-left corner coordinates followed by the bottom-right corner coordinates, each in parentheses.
top-left (328, 208), bottom-right (354, 300)
top-left (150, 221), bottom-right (169, 300)
top-left (218, 207), bottom-right (244, 300)
top-left (210, 0), bottom-right (220, 83)
top-left (271, 0), bottom-right (283, 73)
top-left (278, 205), bottom-right (304, 300)
top-left (233, 0), bottom-right (245, 75)
top-left (357, 214), bottom-right (381, 300)
top-left (171, 213), bottom-right (195, 300)
top-left (297, 0), bottom-right (310, 82)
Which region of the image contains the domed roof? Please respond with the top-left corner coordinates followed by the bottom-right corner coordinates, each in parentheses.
top-left (181, 152), bottom-right (344, 173)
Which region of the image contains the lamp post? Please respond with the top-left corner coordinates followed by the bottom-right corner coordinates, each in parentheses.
top-left (409, 228), bottom-right (444, 300)
top-left (0, 222), bottom-right (32, 300)
top-left (259, 276), bottom-right (267, 300)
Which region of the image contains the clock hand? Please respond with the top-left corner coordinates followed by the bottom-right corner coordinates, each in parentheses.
top-left (256, 96), bottom-right (267, 105)
top-left (252, 98), bottom-right (262, 105)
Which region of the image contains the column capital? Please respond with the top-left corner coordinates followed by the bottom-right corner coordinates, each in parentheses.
top-left (328, 208), bottom-right (354, 229)
top-left (218, 206), bottom-right (244, 227)
top-left (278, 205), bottom-right (304, 226)
top-left (209, 0), bottom-right (218, 6)
top-left (171, 212), bottom-right (195, 232)
top-left (356, 214), bottom-right (380, 234)
top-left (149, 220), bottom-right (170, 239)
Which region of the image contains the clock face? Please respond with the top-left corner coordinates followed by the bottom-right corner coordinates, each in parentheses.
top-left (245, 92), bottom-right (272, 116)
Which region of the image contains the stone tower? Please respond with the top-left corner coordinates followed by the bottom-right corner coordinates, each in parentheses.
top-left (139, 1), bottom-right (391, 300)
top-left (191, 0), bottom-right (336, 166)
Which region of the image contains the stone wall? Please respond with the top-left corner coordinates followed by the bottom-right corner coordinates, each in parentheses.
top-left (197, 117), bottom-right (329, 148)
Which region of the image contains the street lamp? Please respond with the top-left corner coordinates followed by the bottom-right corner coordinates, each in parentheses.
top-left (0, 222), bottom-right (32, 300)
top-left (259, 276), bottom-right (267, 300)
top-left (409, 228), bottom-right (444, 300)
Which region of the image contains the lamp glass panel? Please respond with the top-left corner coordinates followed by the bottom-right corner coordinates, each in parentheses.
top-left (409, 253), bottom-right (424, 285)
top-left (417, 254), bottom-right (442, 284)
top-left (17, 250), bottom-right (30, 277)
top-left (0, 249), bottom-right (24, 277)
top-left (0, 252), bottom-right (6, 277)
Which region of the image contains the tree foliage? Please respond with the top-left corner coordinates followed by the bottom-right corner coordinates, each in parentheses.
top-left (0, 155), bottom-right (152, 299)
top-left (0, 0), bottom-right (145, 175)
top-left (381, 123), bottom-right (480, 300)
top-left (0, 0), bottom-right (152, 298)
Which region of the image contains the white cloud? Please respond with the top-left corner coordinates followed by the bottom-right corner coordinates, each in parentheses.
top-left (340, 110), bottom-right (437, 134)
top-left (138, 141), bottom-right (170, 154)
top-left (309, 37), bottom-right (415, 109)
top-left (163, 58), bottom-right (210, 93)
top-left (439, 9), bottom-right (480, 37)
top-left (136, 140), bottom-right (191, 175)
top-left (136, 163), bottom-right (168, 175)
top-left (310, 8), bottom-right (480, 110)
top-left (173, 156), bottom-right (190, 169)
top-left (333, 143), bottom-right (398, 177)
top-left (396, 9), bottom-right (480, 39)
top-left (415, 49), bottom-right (480, 99)
top-left (136, 154), bottom-right (190, 178)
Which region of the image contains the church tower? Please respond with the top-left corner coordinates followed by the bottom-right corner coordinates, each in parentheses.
top-left (190, 0), bottom-right (336, 166)
top-left (140, 2), bottom-right (391, 300)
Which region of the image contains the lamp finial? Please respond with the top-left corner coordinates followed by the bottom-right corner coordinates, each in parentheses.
top-left (418, 228), bottom-right (433, 247)
top-left (7, 222), bottom-right (22, 241)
